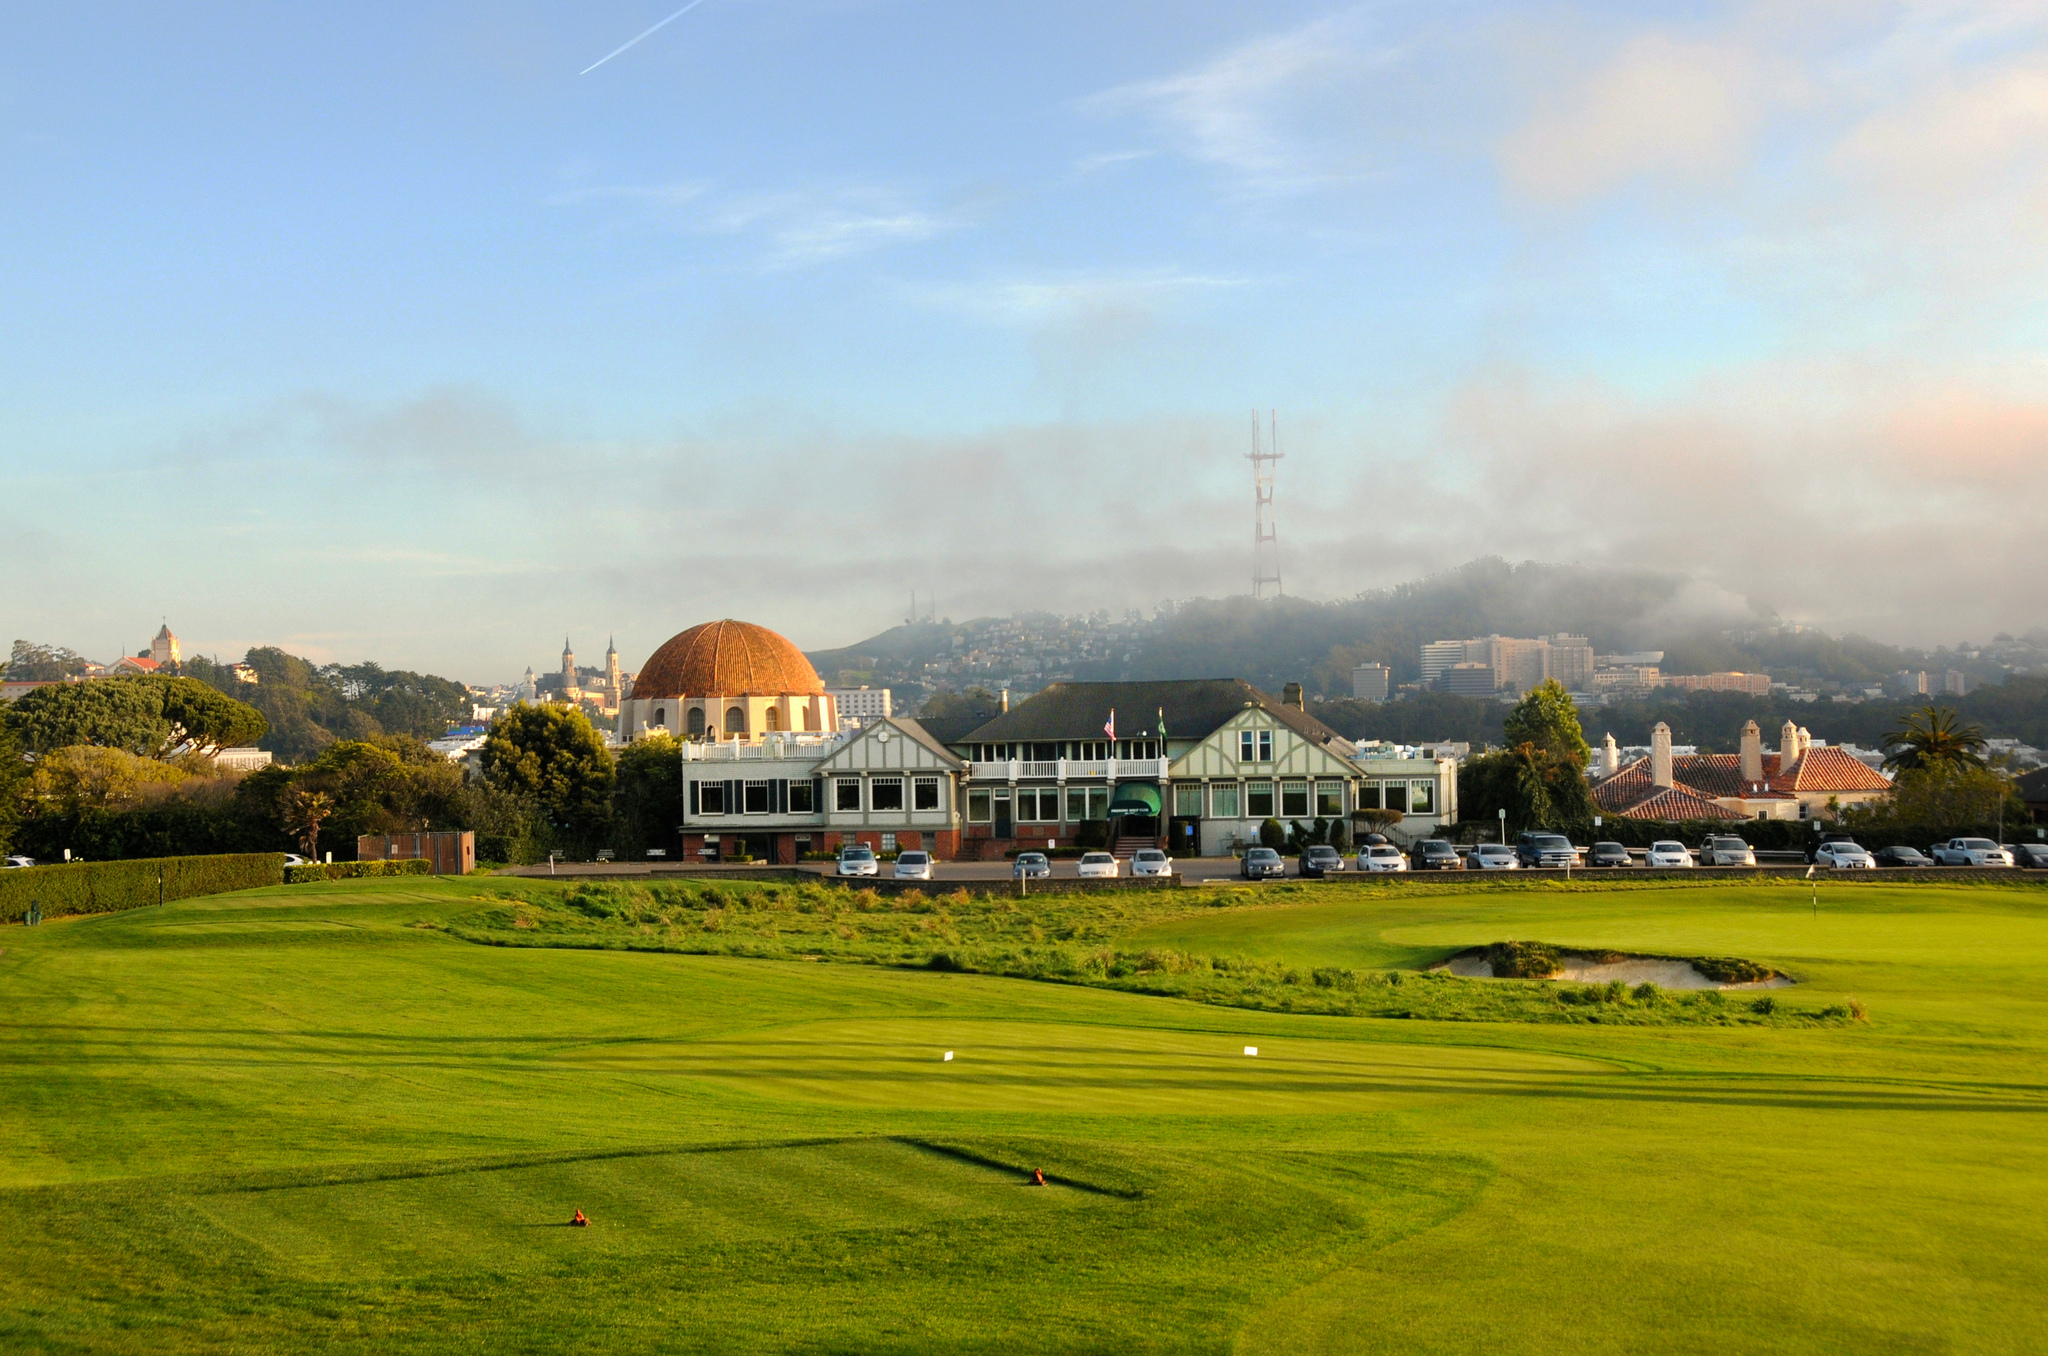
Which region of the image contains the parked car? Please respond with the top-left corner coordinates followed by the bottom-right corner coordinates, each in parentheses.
top-left (1241, 847), bottom-right (1286, 879)
top-left (1586, 842), bottom-right (1632, 868)
top-left (1299, 844), bottom-right (1346, 878)
top-left (281, 854), bottom-right (309, 867)
top-left (1131, 848), bottom-right (1173, 878)
top-left (1874, 845), bottom-right (1933, 868)
top-left (1358, 843), bottom-right (1409, 873)
top-left (1514, 832), bottom-right (1579, 869)
top-left (836, 846), bottom-right (879, 877)
top-left (1012, 851), bottom-right (1052, 880)
top-left (3, 855), bottom-right (34, 869)
top-left (1412, 839), bottom-right (1464, 870)
top-left (1077, 851), bottom-right (1120, 879)
top-left (1470, 843), bottom-right (1519, 871)
top-left (2012, 842), bottom-right (2048, 869)
top-left (1694, 835), bottom-right (1756, 867)
top-left (893, 850), bottom-right (933, 881)
top-left (1929, 837), bottom-right (2014, 867)
top-left (1644, 841), bottom-right (1695, 868)
top-left (1813, 839), bottom-right (1876, 869)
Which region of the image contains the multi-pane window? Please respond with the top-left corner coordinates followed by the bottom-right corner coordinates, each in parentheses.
top-left (1316, 781), bottom-right (1345, 816)
top-left (1280, 782), bottom-right (1309, 817)
top-left (788, 779), bottom-right (816, 813)
top-left (1239, 731), bottom-right (1256, 762)
top-left (744, 780), bottom-right (771, 814)
top-left (1087, 787), bottom-right (1110, 820)
top-left (913, 777), bottom-right (940, 811)
top-left (1211, 783), bottom-right (1240, 818)
top-left (1017, 788), bottom-right (1056, 822)
top-left (696, 781), bottom-right (726, 815)
top-left (1245, 781), bottom-right (1274, 818)
top-left (1383, 782), bottom-right (1408, 813)
top-left (1259, 730), bottom-right (1273, 761)
top-left (1358, 783), bottom-right (1381, 810)
top-left (870, 778), bottom-right (905, 812)
top-left (968, 789), bottom-right (992, 823)
top-left (1409, 780), bottom-right (1435, 814)
top-left (880, 832), bottom-right (897, 852)
top-left (1066, 787), bottom-right (1088, 822)
top-left (1174, 783), bottom-right (1203, 816)
top-left (835, 778), bottom-right (862, 812)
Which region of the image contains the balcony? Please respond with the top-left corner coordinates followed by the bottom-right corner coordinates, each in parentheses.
top-left (681, 733), bottom-right (850, 761)
top-left (966, 757), bottom-right (1170, 782)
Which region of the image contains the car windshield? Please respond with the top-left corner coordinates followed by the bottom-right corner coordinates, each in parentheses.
top-left (1247, 849), bottom-right (1278, 860)
top-left (1081, 853), bottom-right (1113, 864)
top-left (1960, 839), bottom-right (1997, 850)
top-left (1829, 842), bottom-right (1863, 852)
top-left (842, 848), bottom-right (874, 859)
top-left (1477, 845), bottom-right (1510, 856)
top-left (1370, 846), bottom-right (1399, 857)
top-left (1420, 840), bottom-right (1449, 850)
top-left (1712, 838), bottom-right (1745, 849)
top-left (1135, 850), bottom-right (1165, 861)
top-left (1017, 853), bottom-right (1046, 863)
top-left (1594, 842), bottom-right (1623, 851)
top-left (1652, 842), bottom-right (1683, 852)
top-left (1531, 835), bottom-right (1570, 849)
top-left (1307, 846), bottom-right (1338, 857)
top-left (899, 853), bottom-right (927, 864)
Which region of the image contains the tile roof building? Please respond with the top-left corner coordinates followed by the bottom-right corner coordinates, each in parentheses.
top-left (1593, 719), bottom-right (1893, 822)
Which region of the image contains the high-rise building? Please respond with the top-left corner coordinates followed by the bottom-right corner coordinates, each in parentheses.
top-left (1443, 663), bottom-right (1497, 696)
top-left (1351, 664), bottom-right (1390, 702)
top-left (1944, 670), bottom-right (1971, 696)
top-left (1420, 641), bottom-right (1469, 688)
top-left (1420, 634), bottom-right (1594, 696)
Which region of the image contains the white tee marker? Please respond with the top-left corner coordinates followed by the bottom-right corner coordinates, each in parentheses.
top-left (1244, 1046), bottom-right (1258, 1057)
top-left (943, 1051), bottom-right (954, 1061)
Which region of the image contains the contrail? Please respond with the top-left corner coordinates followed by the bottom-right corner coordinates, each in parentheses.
top-left (580, 0), bottom-right (709, 75)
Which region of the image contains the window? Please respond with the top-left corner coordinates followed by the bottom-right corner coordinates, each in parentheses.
top-left (1281, 782), bottom-right (1309, 817)
top-left (1245, 781), bottom-right (1274, 818)
top-left (1016, 788), bottom-right (1051, 822)
top-left (1259, 730), bottom-right (1273, 761)
top-left (765, 708), bottom-right (783, 732)
top-left (687, 708), bottom-right (705, 736)
top-left (744, 780), bottom-right (770, 814)
top-left (696, 781), bottom-right (726, 816)
top-left (1210, 782), bottom-right (1240, 818)
top-left (788, 779), bottom-right (816, 813)
top-left (1316, 781), bottom-right (1344, 817)
top-left (880, 832), bottom-right (897, 853)
top-left (1174, 783), bottom-right (1203, 817)
top-left (653, 707), bottom-right (667, 727)
top-left (836, 778), bottom-right (862, 812)
top-left (870, 778), bottom-right (905, 812)
top-left (1087, 787), bottom-right (1109, 820)
top-left (1383, 782), bottom-right (1408, 813)
top-left (725, 706), bottom-right (746, 735)
top-left (1358, 782), bottom-right (1381, 810)
top-left (968, 789), bottom-right (992, 823)
top-left (913, 777), bottom-right (940, 811)
top-left (1409, 780), bottom-right (1435, 814)
top-left (1239, 731), bottom-right (1256, 762)
top-left (1066, 787), bottom-right (1087, 822)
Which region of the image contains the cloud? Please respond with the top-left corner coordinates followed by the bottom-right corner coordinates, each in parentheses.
top-left (1073, 150), bottom-right (1155, 174)
top-left (1831, 56), bottom-right (2048, 199)
top-left (550, 179), bottom-right (966, 267)
top-left (910, 269), bottom-right (1248, 326)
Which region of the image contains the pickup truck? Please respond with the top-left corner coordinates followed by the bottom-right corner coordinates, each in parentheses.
top-left (1929, 837), bottom-right (2014, 867)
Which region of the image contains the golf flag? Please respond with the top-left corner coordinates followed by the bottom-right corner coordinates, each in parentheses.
top-left (1104, 710), bottom-right (1116, 742)
top-left (1805, 864), bottom-right (1816, 879)
top-left (1157, 706), bottom-right (1167, 740)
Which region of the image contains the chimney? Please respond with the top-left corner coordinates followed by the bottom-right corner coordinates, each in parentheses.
top-left (1798, 726), bottom-right (1812, 757)
top-left (999, 688), bottom-right (1010, 713)
top-left (1601, 732), bottom-right (1618, 778)
top-left (1780, 719), bottom-right (1800, 772)
top-left (1651, 722), bottom-right (1673, 788)
top-left (1740, 720), bottom-right (1762, 783)
top-left (1282, 682), bottom-right (1305, 710)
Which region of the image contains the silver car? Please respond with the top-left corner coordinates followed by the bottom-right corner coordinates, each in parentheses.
top-left (1077, 851), bottom-right (1120, 879)
top-left (1929, 837), bottom-right (2014, 867)
top-left (836, 846), bottom-right (879, 877)
top-left (892, 850), bottom-right (933, 881)
top-left (1813, 840), bottom-right (1876, 869)
top-left (1470, 843), bottom-right (1518, 871)
top-left (1130, 848), bottom-right (1173, 877)
top-left (1696, 835), bottom-right (1756, 867)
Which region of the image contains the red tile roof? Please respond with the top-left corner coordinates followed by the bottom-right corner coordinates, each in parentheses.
top-left (1592, 761), bottom-right (1747, 820)
top-left (1776, 746), bottom-right (1892, 794)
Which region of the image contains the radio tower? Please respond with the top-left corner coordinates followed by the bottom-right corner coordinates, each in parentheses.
top-left (1247, 410), bottom-right (1283, 599)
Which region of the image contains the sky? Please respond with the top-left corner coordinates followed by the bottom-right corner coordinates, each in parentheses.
top-left (4, 0), bottom-right (2046, 683)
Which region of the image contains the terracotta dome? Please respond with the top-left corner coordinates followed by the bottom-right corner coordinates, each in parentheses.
top-left (631, 620), bottom-right (823, 700)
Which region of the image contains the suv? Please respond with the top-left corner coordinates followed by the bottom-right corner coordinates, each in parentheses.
top-left (1412, 840), bottom-right (1463, 871)
top-left (836, 845), bottom-right (878, 877)
top-left (1930, 837), bottom-right (2014, 867)
top-left (1241, 847), bottom-right (1285, 879)
top-left (1299, 844), bottom-right (1346, 878)
top-left (1696, 835), bottom-right (1756, 867)
top-left (1514, 832), bottom-right (1578, 869)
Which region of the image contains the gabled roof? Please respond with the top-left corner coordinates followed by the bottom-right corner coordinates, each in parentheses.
top-left (884, 717), bottom-right (966, 767)
top-left (1592, 763), bottom-right (1746, 821)
top-left (957, 679), bottom-right (1345, 748)
top-left (1662, 754), bottom-right (1795, 801)
top-left (1777, 746), bottom-right (1892, 794)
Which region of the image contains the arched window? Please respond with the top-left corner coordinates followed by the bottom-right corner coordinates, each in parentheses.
top-left (687, 707), bottom-right (706, 736)
top-left (652, 707), bottom-right (667, 727)
top-left (803, 704), bottom-right (820, 732)
top-left (725, 706), bottom-right (747, 735)
top-left (765, 707), bottom-right (784, 732)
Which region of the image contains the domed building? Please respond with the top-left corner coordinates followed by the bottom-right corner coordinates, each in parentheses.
top-left (619, 619), bottom-right (838, 742)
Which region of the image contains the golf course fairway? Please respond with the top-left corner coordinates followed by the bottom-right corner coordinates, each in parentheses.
top-left (3, 874), bottom-right (2044, 1353)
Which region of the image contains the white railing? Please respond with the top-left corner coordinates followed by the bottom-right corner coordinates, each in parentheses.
top-left (682, 734), bottom-right (849, 762)
top-left (965, 757), bottom-right (1170, 782)
top-left (1020, 761), bottom-right (1060, 778)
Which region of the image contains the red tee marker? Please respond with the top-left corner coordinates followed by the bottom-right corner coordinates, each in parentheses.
top-left (570, 1210), bottom-right (589, 1227)
top-left (1032, 1169), bottom-right (1046, 1187)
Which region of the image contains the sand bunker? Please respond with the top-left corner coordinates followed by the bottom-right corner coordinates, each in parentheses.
top-left (1434, 949), bottom-right (1790, 990)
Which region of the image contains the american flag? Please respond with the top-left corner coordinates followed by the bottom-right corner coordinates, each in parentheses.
top-left (1104, 710), bottom-right (1115, 742)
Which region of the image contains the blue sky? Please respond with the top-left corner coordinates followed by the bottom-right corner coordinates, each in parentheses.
top-left (5, 1), bottom-right (2047, 681)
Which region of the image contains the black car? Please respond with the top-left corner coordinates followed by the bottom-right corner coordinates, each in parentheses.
top-left (1241, 847), bottom-right (1286, 879)
top-left (1587, 841), bottom-right (1631, 868)
top-left (1299, 844), bottom-right (1346, 878)
top-left (2011, 842), bottom-right (2048, 869)
top-left (1412, 839), bottom-right (1464, 871)
top-left (1874, 845), bottom-right (1933, 868)
top-left (1012, 852), bottom-right (1051, 879)
top-left (1515, 831), bottom-right (1578, 869)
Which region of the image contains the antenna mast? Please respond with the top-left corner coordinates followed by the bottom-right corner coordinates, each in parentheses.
top-left (1247, 409), bottom-right (1283, 599)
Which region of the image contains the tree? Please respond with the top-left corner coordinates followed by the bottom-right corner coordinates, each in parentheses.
top-left (156, 678), bottom-right (268, 758)
top-left (1460, 741), bottom-right (1597, 836)
top-left (27, 746), bottom-right (192, 811)
top-left (1881, 705), bottom-right (1988, 773)
top-left (481, 705), bottom-right (615, 857)
top-left (1502, 680), bottom-right (1591, 769)
top-left (614, 734), bottom-right (683, 859)
top-left (0, 721), bottom-right (26, 855)
top-left (6, 641), bottom-right (90, 682)
top-left (288, 738), bottom-right (465, 846)
top-left (1886, 763), bottom-right (2020, 831)
top-left (283, 787), bottom-right (335, 858)
top-left (1258, 817), bottom-right (1286, 849)
top-left (2, 677), bottom-right (264, 761)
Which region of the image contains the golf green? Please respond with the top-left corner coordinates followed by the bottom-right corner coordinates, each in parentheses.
top-left (2, 876), bottom-right (2044, 1352)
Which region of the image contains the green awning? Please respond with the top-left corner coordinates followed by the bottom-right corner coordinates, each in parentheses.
top-left (1107, 782), bottom-right (1162, 817)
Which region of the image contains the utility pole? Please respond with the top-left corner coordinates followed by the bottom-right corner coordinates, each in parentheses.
top-left (1248, 410), bottom-right (1283, 600)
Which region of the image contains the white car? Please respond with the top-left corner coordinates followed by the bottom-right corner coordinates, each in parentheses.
top-left (1813, 840), bottom-right (1876, 869)
top-left (1645, 841), bottom-right (1696, 868)
top-left (837, 846), bottom-right (879, 877)
top-left (282, 854), bottom-right (309, 867)
top-left (1130, 848), bottom-right (1173, 877)
top-left (892, 850), bottom-right (933, 881)
top-left (3, 855), bottom-right (34, 869)
top-left (1358, 844), bottom-right (1409, 873)
top-left (1929, 837), bottom-right (2014, 867)
top-left (1076, 851), bottom-right (1120, 879)
top-left (1470, 843), bottom-right (1518, 870)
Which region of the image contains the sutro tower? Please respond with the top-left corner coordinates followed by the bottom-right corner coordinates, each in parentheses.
top-left (1247, 410), bottom-right (1283, 599)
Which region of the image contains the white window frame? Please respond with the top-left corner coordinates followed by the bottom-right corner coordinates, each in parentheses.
top-left (835, 778), bottom-right (862, 812)
top-left (913, 776), bottom-right (941, 811)
top-left (1173, 782), bottom-right (1203, 817)
top-left (1280, 781), bottom-right (1310, 818)
top-left (968, 788), bottom-right (992, 823)
top-left (1315, 781), bottom-right (1345, 817)
top-left (1245, 780), bottom-right (1274, 818)
top-left (1409, 779), bottom-right (1436, 814)
top-left (696, 781), bottom-right (726, 817)
top-left (744, 779), bottom-right (771, 815)
top-left (1258, 730), bottom-right (1274, 761)
top-left (870, 776), bottom-right (906, 812)
top-left (1239, 730), bottom-right (1256, 762)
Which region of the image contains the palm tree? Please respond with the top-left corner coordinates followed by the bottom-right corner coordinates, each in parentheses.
top-left (1880, 705), bottom-right (1987, 773)
top-left (283, 788), bottom-right (336, 859)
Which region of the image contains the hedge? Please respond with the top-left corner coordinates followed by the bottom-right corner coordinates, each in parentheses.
top-left (284, 860), bottom-right (433, 884)
top-left (0, 853), bottom-right (286, 925)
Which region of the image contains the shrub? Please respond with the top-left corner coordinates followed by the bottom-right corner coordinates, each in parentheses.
top-left (1693, 956), bottom-right (1775, 984)
top-left (283, 860), bottom-right (432, 884)
top-left (1485, 941), bottom-right (1563, 979)
top-left (1258, 818), bottom-right (1286, 850)
top-left (1633, 981), bottom-right (1661, 1003)
top-left (1750, 995), bottom-right (1778, 1015)
top-left (0, 853), bottom-right (285, 923)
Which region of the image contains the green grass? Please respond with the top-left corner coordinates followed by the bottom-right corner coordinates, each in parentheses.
top-left (3, 874), bottom-right (2047, 1352)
